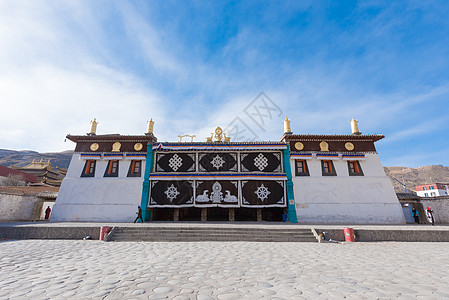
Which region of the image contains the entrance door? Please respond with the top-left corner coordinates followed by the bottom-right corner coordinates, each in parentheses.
top-left (235, 208), bottom-right (257, 221)
top-left (179, 208), bottom-right (202, 221)
top-left (207, 207), bottom-right (229, 221)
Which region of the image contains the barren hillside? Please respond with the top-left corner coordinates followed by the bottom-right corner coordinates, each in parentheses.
top-left (384, 165), bottom-right (449, 193)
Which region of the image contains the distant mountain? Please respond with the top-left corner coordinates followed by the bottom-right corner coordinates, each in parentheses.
top-left (384, 165), bottom-right (449, 193)
top-left (0, 149), bottom-right (73, 169)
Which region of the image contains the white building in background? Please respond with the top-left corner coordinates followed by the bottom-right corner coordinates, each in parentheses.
top-left (415, 183), bottom-right (449, 197)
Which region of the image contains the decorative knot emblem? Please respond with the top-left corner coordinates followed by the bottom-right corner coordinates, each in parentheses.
top-left (254, 153), bottom-right (268, 171)
top-left (168, 154), bottom-right (183, 171)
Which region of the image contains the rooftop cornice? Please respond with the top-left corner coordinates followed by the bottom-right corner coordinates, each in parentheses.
top-left (66, 134), bottom-right (157, 143)
top-left (281, 133), bottom-right (385, 142)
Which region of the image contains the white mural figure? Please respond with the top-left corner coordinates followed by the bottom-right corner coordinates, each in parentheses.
top-left (196, 190), bottom-right (209, 202)
top-left (210, 155), bottom-right (225, 170)
top-left (255, 184), bottom-right (270, 202)
top-left (164, 184), bottom-right (180, 203)
top-left (211, 182), bottom-right (223, 203)
top-left (223, 190), bottom-right (238, 203)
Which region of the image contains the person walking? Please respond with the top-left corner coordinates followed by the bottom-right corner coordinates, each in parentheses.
top-left (426, 207), bottom-right (435, 226)
top-left (134, 206), bottom-right (143, 223)
top-left (45, 206), bottom-right (52, 219)
top-left (411, 207), bottom-right (420, 224)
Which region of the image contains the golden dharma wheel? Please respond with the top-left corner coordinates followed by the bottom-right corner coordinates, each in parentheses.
top-left (294, 142), bottom-right (304, 151)
top-left (90, 143), bottom-right (99, 151)
top-left (345, 142), bottom-right (355, 151)
top-left (134, 143), bottom-right (143, 151)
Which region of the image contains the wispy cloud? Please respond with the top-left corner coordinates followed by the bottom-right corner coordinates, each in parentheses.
top-left (0, 1), bottom-right (448, 168)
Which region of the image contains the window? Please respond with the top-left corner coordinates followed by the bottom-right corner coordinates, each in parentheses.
top-left (104, 160), bottom-right (119, 177)
top-left (321, 160), bottom-right (337, 176)
top-left (423, 187), bottom-right (427, 191)
top-left (429, 186), bottom-right (434, 190)
top-left (81, 160), bottom-right (96, 177)
top-left (127, 160), bottom-right (142, 177)
top-left (424, 193), bottom-right (428, 197)
top-left (295, 160), bottom-right (310, 176)
top-left (431, 192), bottom-right (436, 196)
top-left (347, 161), bottom-right (364, 176)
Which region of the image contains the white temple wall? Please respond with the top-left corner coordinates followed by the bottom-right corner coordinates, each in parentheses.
top-left (51, 154), bottom-right (144, 222)
top-left (291, 153), bottom-right (405, 224)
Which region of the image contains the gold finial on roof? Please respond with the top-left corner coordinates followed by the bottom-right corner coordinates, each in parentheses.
top-left (214, 126), bottom-right (223, 142)
top-left (351, 117), bottom-right (361, 135)
top-left (283, 117), bottom-right (292, 134)
top-left (88, 118), bottom-right (98, 135)
top-left (146, 118), bottom-right (154, 135)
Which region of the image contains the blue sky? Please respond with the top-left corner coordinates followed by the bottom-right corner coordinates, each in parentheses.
top-left (0, 1), bottom-right (448, 167)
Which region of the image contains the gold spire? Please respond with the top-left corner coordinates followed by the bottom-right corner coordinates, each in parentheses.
top-left (283, 117), bottom-right (292, 134)
top-left (146, 118), bottom-right (154, 135)
top-left (350, 117), bottom-right (361, 135)
top-left (88, 118), bottom-right (98, 135)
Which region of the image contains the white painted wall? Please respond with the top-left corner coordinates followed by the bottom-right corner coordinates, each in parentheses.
top-left (291, 153), bottom-right (405, 224)
top-left (416, 189), bottom-right (448, 197)
top-left (420, 197), bottom-right (449, 224)
top-left (0, 193), bottom-right (39, 221)
top-left (51, 154), bottom-right (145, 222)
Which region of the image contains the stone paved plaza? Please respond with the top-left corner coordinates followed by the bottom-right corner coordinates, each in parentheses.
top-left (1, 240), bottom-right (448, 299)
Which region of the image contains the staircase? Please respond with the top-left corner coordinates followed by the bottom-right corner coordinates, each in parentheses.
top-left (107, 226), bottom-right (319, 242)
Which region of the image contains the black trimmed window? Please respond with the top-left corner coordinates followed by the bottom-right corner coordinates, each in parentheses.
top-left (104, 160), bottom-right (119, 177)
top-left (127, 160), bottom-right (142, 177)
top-left (81, 160), bottom-right (96, 177)
top-left (321, 160), bottom-right (337, 176)
top-left (295, 160), bottom-right (310, 176)
top-left (348, 161), bottom-right (364, 176)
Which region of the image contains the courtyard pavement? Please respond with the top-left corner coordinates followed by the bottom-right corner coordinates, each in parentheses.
top-left (0, 240), bottom-right (448, 299)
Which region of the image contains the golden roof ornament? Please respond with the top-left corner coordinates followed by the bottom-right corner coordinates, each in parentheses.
top-left (88, 118), bottom-right (98, 136)
top-left (283, 117), bottom-right (292, 134)
top-left (214, 126), bottom-right (223, 142)
top-left (350, 117), bottom-right (361, 135)
top-left (206, 126), bottom-right (230, 142)
top-left (146, 118), bottom-right (154, 135)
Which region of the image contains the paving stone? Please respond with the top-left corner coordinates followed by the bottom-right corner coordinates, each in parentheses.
top-left (131, 289), bottom-right (146, 295)
top-left (218, 293), bottom-right (243, 299)
top-left (153, 286), bottom-right (173, 293)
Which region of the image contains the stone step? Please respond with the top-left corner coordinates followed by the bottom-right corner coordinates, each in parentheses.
top-left (112, 236), bottom-right (318, 242)
top-left (113, 229), bottom-right (313, 234)
top-left (108, 227), bottom-right (318, 242)
top-left (112, 234), bottom-right (315, 240)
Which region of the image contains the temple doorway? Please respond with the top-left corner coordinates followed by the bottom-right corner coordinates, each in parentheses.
top-left (207, 207), bottom-right (229, 221)
top-left (179, 208), bottom-right (202, 221)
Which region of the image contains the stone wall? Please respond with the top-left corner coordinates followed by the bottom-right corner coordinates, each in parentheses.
top-left (399, 195), bottom-right (449, 224)
top-left (0, 192), bottom-right (41, 221)
top-left (0, 190), bottom-right (56, 221)
top-left (315, 228), bottom-right (449, 242)
top-left (419, 196), bottom-right (449, 224)
top-left (0, 226), bottom-right (100, 240)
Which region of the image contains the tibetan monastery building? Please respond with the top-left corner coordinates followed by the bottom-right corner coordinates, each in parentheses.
top-left (51, 118), bottom-right (405, 224)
